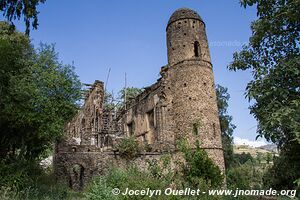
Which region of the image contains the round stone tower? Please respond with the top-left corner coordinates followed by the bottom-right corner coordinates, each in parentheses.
top-left (167, 8), bottom-right (211, 66)
top-left (164, 8), bottom-right (225, 172)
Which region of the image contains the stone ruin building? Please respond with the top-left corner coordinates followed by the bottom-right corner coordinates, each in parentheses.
top-left (54, 8), bottom-right (225, 190)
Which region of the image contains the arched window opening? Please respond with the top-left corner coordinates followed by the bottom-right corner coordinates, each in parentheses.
top-left (194, 41), bottom-right (200, 57)
top-left (70, 164), bottom-right (84, 190)
top-left (72, 147), bottom-right (77, 152)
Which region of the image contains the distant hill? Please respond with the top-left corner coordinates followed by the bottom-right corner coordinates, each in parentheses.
top-left (233, 144), bottom-right (278, 158)
top-left (258, 144), bottom-right (277, 152)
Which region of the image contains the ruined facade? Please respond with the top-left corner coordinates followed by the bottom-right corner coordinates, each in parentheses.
top-left (54, 8), bottom-right (225, 190)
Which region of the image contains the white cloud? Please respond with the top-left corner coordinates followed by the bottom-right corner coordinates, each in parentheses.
top-left (233, 137), bottom-right (267, 148)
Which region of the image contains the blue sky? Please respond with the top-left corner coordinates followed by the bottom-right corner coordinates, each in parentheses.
top-left (2, 0), bottom-right (267, 145)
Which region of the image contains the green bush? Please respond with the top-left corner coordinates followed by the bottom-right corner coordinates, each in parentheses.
top-left (226, 160), bottom-right (264, 190)
top-left (226, 162), bottom-right (252, 189)
top-left (85, 165), bottom-right (171, 200)
top-left (233, 152), bottom-right (253, 165)
top-left (0, 159), bottom-right (41, 190)
top-left (147, 159), bottom-right (163, 178)
top-left (0, 159), bottom-right (82, 200)
top-left (116, 137), bottom-right (140, 159)
top-left (85, 138), bottom-right (228, 200)
top-left (84, 176), bottom-right (117, 200)
top-left (85, 164), bottom-right (231, 200)
top-left (178, 139), bottom-right (224, 188)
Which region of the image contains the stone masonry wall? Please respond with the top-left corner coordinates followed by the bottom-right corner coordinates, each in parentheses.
top-left (64, 80), bottom-right (104, 146)
top-left (54, 7), bottom-right (226, 190)
top-left (164, 8), bottom-right (225, 173)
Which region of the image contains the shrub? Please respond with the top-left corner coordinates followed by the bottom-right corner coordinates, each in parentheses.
top-left (178, 139), bottom-right (224, 188)
top-left (227, 160), bottom-right (264, 190)
top-left (147, 159), bottom-right (162, 178)
top-left (0, 159), bottom-right (41, 190)
top-left (226, 163), bottom-right (253, 189)
top-left (0, 158), bottom-right (81, 200)
top-left (263, 148), bottom-right (300, 192)
top-left (116, 137), bottom-right (140, 159)
top-left (85, 165), bottom-right (171, 200)
top-left (84, 176), bottom-right (118, 200)
top-left (233, 152), bottom-right (253, 165)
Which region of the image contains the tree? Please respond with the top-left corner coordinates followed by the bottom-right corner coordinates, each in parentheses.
top-left (103, 87), bottom-right (143, 111)
top-left (0, 0), bottom-right (46, 35)
top-left (216, 84), bottom-right (236, 169)
top-left (229, 0), bottom-right (300, 147)
top-left (103, 91), bottom-right (116, 110)
top-left (229, 0), bottom-right (300, 189)
top-left (118, 87), bottom-right (143, 103)
top-left (227, 159), bottom-right (264, 190)
top-left (265, 152), bottom-right (272, 164)
top-left (263, 142), bottom-right (300, 190)
top-left (234, 152), bottom-right (254, 165)
top-left (256, 152), bottom-right (263, 164)
top-left (178, 139), bottom-right (224, 188)
top-left (0, 22), bottom-right (81, 160)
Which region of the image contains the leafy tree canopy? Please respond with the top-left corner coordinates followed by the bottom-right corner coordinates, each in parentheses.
top-left (229, 0), bottom-right (300, 190)
top-left (103, 87), bottom-right (143, 111)
top-left (216, 84), bottom-right (236, 169)
top-left (118, 87), bottom-right (143, 102)
top-left (0, 22), bottom-right (81, 160)
top-left (229, 0), bottom-right (300, 147)
top-left (0, 0), bottom-right (45, 35)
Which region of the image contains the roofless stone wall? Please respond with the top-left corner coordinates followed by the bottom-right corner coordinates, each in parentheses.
top-left (54, 8), bottom-right (225, 190)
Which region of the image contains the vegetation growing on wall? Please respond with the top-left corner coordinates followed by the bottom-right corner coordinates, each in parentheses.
top-left (1, 0), bottom-right (299, 198)
top-left (85, 141), bottom-right (225, 200)
top-left (178, 139), bottom-right (224, 188)
top-left (116, 137), bottom-right (141, 159)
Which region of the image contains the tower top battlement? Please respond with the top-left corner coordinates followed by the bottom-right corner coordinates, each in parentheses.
top-left (167, 8), bottom-right (204, 28)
